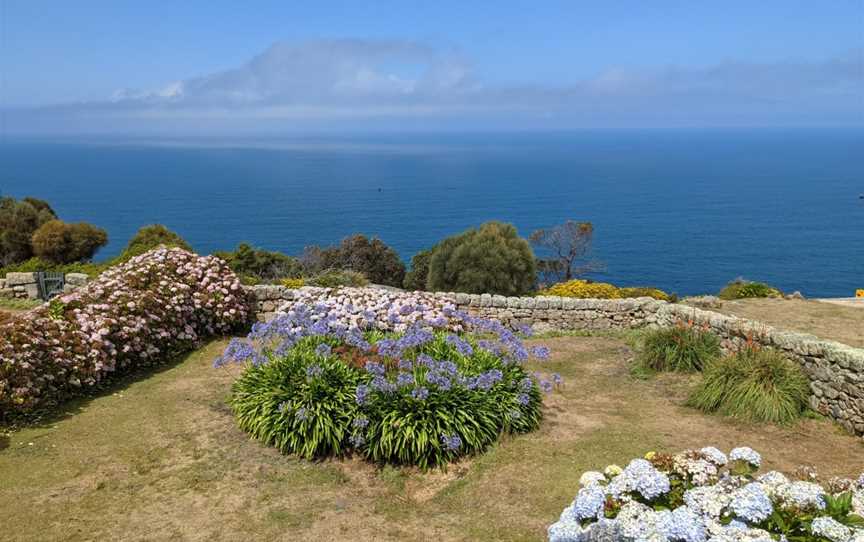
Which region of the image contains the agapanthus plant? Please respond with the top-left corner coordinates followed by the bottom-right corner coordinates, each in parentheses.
top-left (548, 447), bottom-right (864, 542)
top-left (217, 301), bottom-right (556, 468)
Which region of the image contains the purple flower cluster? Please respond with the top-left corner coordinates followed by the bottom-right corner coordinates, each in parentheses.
top-left (440, 433), bottom-right (463, 452)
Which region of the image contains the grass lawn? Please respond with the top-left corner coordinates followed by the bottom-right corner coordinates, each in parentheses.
top-left (713, 297), bottom-right (864, 348)
top-left (1, 335), bottom-right (861, 542)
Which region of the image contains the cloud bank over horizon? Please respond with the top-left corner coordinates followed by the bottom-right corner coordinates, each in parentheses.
top-left (5, 39), bottom-right (863, 134)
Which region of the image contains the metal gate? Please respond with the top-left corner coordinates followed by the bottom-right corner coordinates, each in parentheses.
top-left (37, 272), bottom-right (65, 300)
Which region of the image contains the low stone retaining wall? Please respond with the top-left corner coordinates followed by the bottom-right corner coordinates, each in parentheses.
top-left (0, 272), bottom-right (89, 300)
top-left (244, 286), bottom-right (864, 437)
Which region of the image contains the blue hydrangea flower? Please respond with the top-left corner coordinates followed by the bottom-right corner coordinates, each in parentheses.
top-left (571, 485), bottom-right (606, 521)
top-left (810, 516), bottom-right (851, 542)
top-left (668, 506), bottom-right (706, 542)
top-left (730, 483), bottom-right (773, 523)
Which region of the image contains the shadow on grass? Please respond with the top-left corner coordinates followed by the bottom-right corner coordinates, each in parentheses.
top-left (0, 336), bottom-right (233, 436)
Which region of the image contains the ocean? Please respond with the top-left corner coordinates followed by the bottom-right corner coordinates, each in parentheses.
top-left (1, 129), bottom-right (862, 297)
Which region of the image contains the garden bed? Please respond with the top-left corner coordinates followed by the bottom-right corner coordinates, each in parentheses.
top-left (1, 334), bottom-right (861, 541)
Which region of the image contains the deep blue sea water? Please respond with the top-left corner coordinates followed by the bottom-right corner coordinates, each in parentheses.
top-left (1, 130), bottom-right (862, 297)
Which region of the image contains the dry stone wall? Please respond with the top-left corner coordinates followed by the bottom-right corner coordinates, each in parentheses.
top-left (244, 286), bottom-right (864, 437)
top-left (0, 272), bottom-right (89, 300)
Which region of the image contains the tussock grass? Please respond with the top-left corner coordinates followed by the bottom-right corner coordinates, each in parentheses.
top-left (687, 347), bottom-right (810, 424)
top-left (635, 325), bottom-right (721, 373)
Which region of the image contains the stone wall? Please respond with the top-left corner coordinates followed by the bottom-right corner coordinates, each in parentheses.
top-left (243, 286), bottom-right (864, 437)
top-left (0, 272), bottom-right (89, 300)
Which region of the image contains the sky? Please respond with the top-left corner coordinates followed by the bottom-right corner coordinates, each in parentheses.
top-left (1, 1), bottom-right (862, 133)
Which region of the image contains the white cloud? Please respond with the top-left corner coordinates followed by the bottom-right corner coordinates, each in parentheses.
top-left (5, 40), bottom-right (862, 132)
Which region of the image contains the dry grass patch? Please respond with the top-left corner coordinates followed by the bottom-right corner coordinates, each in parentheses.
top-left (1, 335), bottom-right (861, 542)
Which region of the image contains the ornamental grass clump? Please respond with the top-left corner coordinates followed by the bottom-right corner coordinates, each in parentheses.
top-left (687, 346), bottom-right (810, 424)
top-left (0, 247), bottom-right (250, 415)
top-left (636, 322), bottom-right (721, 373)
top-left (548, 446), bottom-right (864, 542)
top-left (216, 302), bottom-right (552, 468)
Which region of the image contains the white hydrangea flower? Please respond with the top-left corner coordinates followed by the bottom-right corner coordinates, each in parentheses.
top-left (756, 471), bottom-right (789, 497)
top-left (547, 518), bottom-right (586, 542)
top-left (579, 471), bottom-right (606, 488)
top-left (774, 481), bottom-right (826, 511)
top-left (684, 485), bottom-right (734, 519)
top-left (604, 464), bottom-right (623, 478)
top-left (852, 487), bottom-right (864, 516)
top-left (810, 516), bottom-right (852, 542)
top-left (674, 453), bottom-right (720, 486)
top-left (700, 447), bottom-right (729, 466)
top-left (729, 447), bottom-right (762, 468)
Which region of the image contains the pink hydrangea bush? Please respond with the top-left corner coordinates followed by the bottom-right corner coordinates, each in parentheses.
top-left (0, 248), bottom-right (250, 414)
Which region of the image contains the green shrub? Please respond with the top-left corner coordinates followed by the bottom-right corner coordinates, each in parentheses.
top-left (0, 257), bottom-right (105, 278)
top-left (636, 323), bottom-right (721, 372)
top-left (305, 269), bottom-right (369, 288)
top-left (687, 346), bottom-right (810, 424)
top-left (427, 221), bottom-right (536, 296)
top-left (30, 220), bottom-right (108, 264)
top-left (403, 249), bottom-right (432, 291)
top-left (230, 340), bottom-right (361, 458)
top-left (0, 196), bottom-right (58, 265)
top-left (718, 278), bottom-right (783, 300)
top-left (119, 224), bottom-right (192, 261)
top-left (303, 234), bottom-right (406, 287)
top-left (214, 243), bottom-right (302, 282)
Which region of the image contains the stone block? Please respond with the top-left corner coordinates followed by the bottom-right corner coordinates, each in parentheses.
top-left (5, 272), bottom-right (37, 286)
top-left (65, 273), bottom-right (89, 286)
top-left (0, 288), bottom-right (14, 299)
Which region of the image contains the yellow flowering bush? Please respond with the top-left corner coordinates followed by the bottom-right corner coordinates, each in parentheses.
top-left (541, 280), bottom-right (673, 301)
top-left (281, 277), bottom-right (306, 289)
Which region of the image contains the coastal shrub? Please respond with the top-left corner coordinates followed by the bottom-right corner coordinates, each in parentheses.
top-left (403, 248), bottom-right (432, 291)
top-left (120, 224), bottom-right (192, 261)
top-left (308, 235), bottom-right (406, 288)
top-left (0, 247), bottom-right (249, 415)
top-left (31, 220), bottom-right (108, 264)
top-left (214, 243), bottom-right (303, 282)
top-left (636, 322), bottom-right (721, 372)
top-left (541, 279), bottom-right (674, 301)
top-left (281, 277), bottom-right (305, 289)
top-left (0, 196), bottom-right (58, 265)
top-left (548, 446), bottom-right (864, 541)
top-left (688, 346), bottom-right (810, 424)
top-left (427, 221), bottom-right (536, 296)
top-left (215, 302), bottom-right (552, 468)
top-left (718, 278), bottom-right (783, 300)
top-left (305, 269), bottom-right (369, 288)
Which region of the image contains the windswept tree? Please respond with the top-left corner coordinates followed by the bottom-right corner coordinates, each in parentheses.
top-left (0, 196), bottom-right (58, 265)
top-left (529, 221), bottom-right (604, 285)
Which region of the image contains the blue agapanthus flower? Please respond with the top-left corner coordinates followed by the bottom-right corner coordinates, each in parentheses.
top-left (440, 433), bottom-right (462, 452)
top-left (411, 387), bottom-right (429, 401)
top-left (355, 384), bottom-right (370, 405)
top-left (314, 343), bottom-right (332, 357)
top-left (305, 364), bottom-right (323, 379)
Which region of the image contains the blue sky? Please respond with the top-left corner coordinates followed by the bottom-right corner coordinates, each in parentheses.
top-left (2, 1), bottom-right (862, 132)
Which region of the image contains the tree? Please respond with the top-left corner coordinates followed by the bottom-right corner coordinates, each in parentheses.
top-left (403, 248), bottom-right (432, 291)
top-left (122, 224), bottom-right (192, 259)
top-left (215, 243), bottom-right (303, 281)
top-left (0, 196), bottom-right (57, 265)
top-left (301, 234), bottom-right (406, 288)
top-left (31, 220), bottom-right (108, 264)
top-left (427, 221), bottom-right (536, 295)
top-left (529, 221), bottom-right (604, 285)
